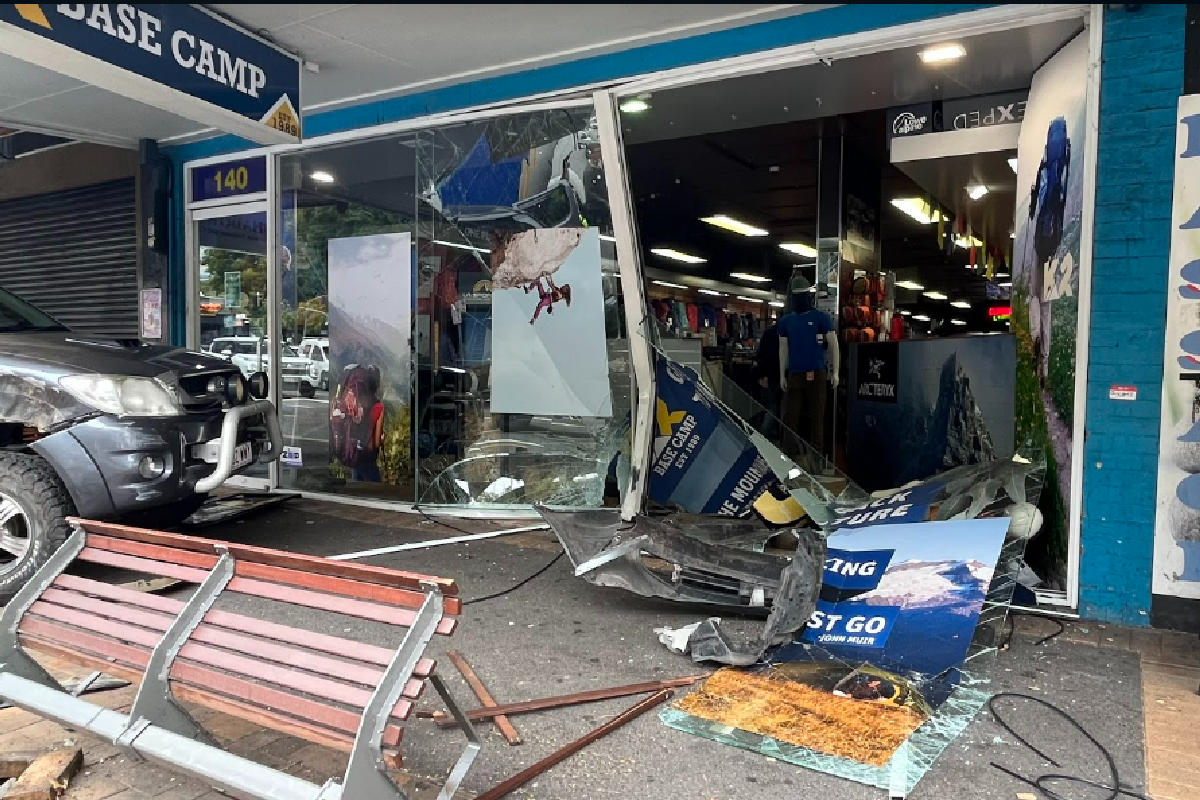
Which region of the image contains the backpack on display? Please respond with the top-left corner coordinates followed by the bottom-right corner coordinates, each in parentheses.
top-left (332, 365), bottom-right (375, 468)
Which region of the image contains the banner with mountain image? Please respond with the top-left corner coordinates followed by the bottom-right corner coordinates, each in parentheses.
top-left (770, 517), bottom-right (1010, 677)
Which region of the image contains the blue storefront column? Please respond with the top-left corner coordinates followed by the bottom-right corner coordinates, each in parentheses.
top-left (1081, 4), bottom-right (1186, 625)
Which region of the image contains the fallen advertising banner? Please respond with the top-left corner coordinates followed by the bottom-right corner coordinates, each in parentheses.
top-left (649, 353), bottom-right (780, 517)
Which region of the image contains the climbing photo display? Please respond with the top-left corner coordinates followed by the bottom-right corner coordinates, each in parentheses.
top-left (489, 227), bottom-right (613, 417)
top-left (1153, 93), bottom-right (1200, 601)
top-left (327, 232), bottom-right (413, 485)
top-left (1009, 30), bottom-right (1088, 587)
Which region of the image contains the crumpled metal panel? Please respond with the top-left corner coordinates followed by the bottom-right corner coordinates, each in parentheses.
top-left (537, 507), bottom-right (826, 665)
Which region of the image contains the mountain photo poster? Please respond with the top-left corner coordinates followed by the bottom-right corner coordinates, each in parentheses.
top-left (772, 517), bottom-right (1010, 677)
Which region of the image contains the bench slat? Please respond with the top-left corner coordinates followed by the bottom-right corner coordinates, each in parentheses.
top-left (53, 575), bottom-right (435, 677)
top-left (86, 533), bottom-right (461, 616)
top-left (30, 597), bottom-right (424, 708)
top-left (69, 518), bottom-right (459, 595)
top-left (19, 619), bottom-right (409, 745)
top-left (78, 548), bottom-right (457, 636)
top-left (18, 633), bottom-right (406, 756)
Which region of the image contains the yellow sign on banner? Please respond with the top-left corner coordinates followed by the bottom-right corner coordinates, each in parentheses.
top-left (13, 4), bottom-right (49, 28)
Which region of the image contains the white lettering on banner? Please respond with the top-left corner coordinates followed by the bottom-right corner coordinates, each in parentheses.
top-left (53, 4), bottom-right (265, 96)
top-left (825, 557), bottom-right (877, 577)
top-left (729, 458), bottom-right (769, 504)
top-left (954, 101), bottom-right (1027, 130)
top-left (171, 29), bottom-right (195, 67)
top-left (114, 3), bottom-right (136, 43)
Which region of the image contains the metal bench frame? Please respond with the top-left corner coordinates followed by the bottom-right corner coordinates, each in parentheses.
top-left (0, 521), bottom-right (480, 800)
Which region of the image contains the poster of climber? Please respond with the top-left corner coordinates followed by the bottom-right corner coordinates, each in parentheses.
top-left (490, 227), bottom-right (612, 417)
top-left (327, 233), bottom-right (412, 487)
top-left (1153, 93), bottom-right (1200, 600)
top-left (1010, 30), bottom-right (1088, 590)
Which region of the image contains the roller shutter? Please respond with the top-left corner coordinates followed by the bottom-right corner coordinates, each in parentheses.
top-left (0, 179), bottom-right (137, 337)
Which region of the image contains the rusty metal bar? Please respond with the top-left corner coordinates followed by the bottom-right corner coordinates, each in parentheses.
top-left (424, 675), bottom-right (705, 727)
top-left (447, 650), bottom-right (521, 746)
top-left (472, 690), bottom-right (672, 800)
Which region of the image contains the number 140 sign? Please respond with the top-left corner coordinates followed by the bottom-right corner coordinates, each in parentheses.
top-left (191, 156), bottom-right (267, 203)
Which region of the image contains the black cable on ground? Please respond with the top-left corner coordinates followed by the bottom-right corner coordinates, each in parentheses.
top-left (461, 550), bottom-right (565, 606)
top-left (412, 503), bottom-right (480, 536)
top-left (999, 611), bottom-right (1066, 650)
top-left (988, 692), bottom-right (1153, 800)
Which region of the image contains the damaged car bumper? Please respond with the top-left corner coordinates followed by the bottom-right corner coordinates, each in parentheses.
top-left (31, 400), bottom-right (282, 518)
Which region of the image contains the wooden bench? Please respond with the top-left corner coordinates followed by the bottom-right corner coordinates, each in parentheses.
top-left (0, 518), bottom-right (480, 800)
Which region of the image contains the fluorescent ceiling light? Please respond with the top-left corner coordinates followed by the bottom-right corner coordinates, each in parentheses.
top-left (433, 239), bottom-right (489, 253)
top-left (896, 280), bottom-right (924, 291)
top-left (779, 242), bottom-right (818, 258)
top-left (919, 43), bottom-right (966, 64)
top-left (967, 184), bottom-right (989, 201)
top-left (310, 170), bottom-right (335, 184)
top-left (768, 300), bottom-right (786, 308)
top-left (950, 300), bottom-right (971, 309)
top-left (995, 272), bottom-right (1010, 278)
top-left (891, 197), bottom-right (941, 225)
top-left (923, 290), bottom-right (948, 300)
top-left (653, 280), bottom-right (686, 289)
top-left (698, 288), bottom-right (725, 296)
top-left (954, 234), bottom-right (983, 249)
top-left (702, 215), bottom-right (768, 237)
top-left (737, 296), bottom-right (764, 303)
top-left (913, 314), bottom-right (931, 322)
top-left (651, 247), bottom-right (705, 264)
top-left (1008, 157), bottom-right (1018, 174)
top-left (1010, 232), bottom-right (1015, 239)
top-left (998, 281), bottom-right (1012, 288)
top-left (899, 310), bottom-right (913, 316)
top-left (951, 319), bottom-right (967, 326)
top-left (730, 272), bottom-right (771, 283)
top-left (620, 98), bottom-right (650, 113)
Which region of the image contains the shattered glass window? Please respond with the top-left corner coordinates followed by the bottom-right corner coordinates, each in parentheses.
top-left (414, 106), bottom-right (633, 509)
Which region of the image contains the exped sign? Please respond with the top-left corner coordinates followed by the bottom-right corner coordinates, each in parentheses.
top-left (0, 4), bottom-right (302, 144)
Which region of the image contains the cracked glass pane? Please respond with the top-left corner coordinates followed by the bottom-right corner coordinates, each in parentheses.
top-left (661, 456), bottom-right (1046, 796)
top-left (414, 105), bottom-right (633, 509)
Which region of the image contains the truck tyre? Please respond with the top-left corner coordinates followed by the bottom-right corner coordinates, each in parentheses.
top-left (0, 453), bottom-right (75, 605)
top-left (119, 493), bottom-right (209, 529)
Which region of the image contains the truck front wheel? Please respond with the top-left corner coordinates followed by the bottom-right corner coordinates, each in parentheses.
top-left (0, 453), bottom-right (75, 604)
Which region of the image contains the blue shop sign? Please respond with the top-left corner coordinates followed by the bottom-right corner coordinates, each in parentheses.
top-left (191, 156), bottom-right (267, 203)
top-left (0, 4), bottom-right (301, 143)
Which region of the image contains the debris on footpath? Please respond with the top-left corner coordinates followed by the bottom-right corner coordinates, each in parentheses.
top-left (3, 747), bottom-right (83, 800)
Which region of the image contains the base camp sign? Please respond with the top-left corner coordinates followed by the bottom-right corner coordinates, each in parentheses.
top-left (0, 4), bottom-right (302, 144)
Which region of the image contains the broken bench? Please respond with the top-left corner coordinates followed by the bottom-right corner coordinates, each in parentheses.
top-left (0, 518), bottom-right (479, 800)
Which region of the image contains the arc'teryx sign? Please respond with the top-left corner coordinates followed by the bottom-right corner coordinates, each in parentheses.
top-left (0, 4), bottom-right (302, 144)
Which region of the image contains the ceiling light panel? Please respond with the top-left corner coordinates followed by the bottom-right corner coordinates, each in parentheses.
top-left (701, 215), bottom-right (768, 237)
top-left (923, 291), bottom-right (948, 300)
top-left (651, 247), bottom-right (706, 264)
top-left (890, 197), bottom-right (941, 224)
top-left (919, 43), bottom-right (966, 63)
top-left (779, 242), bottom-right (818, 258)
top-left (896, 280), bottom-right (924, 291)
top-left (730, 272), bottom-right (771, 283)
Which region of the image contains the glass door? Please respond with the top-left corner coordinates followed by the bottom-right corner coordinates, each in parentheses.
top-left (189, 201), bottom-right (272, 482)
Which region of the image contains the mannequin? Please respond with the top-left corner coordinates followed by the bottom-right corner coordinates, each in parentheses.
top-left (777, 276), bottom-right (839, 456)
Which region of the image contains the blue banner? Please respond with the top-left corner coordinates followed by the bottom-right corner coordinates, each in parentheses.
top-left (649, 353), bottom-right (779, 517)
top-left (804, 600), bottom-right (902, 650)
top-left (828, 481), bottom-right (943, 529)
top-left (823, 548), bottom-right (895, 591)
top-left (0, 4), bottom-right (301, 142)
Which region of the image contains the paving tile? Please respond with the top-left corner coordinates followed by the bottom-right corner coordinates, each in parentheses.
top-left (1130, 628), bottom-right (1165, 661)
top-left (1057, 622), bottom-right (1100, 646)
top-left (1143, 656), bottom-right (1200, 800)
top-left (64, 768), bottom-right (135, 800)
top-left (0, 706), bottom-right (42, 735)
top-left (0, 718), bottom-right (72, 751)
top-left (1098, 627), bottom-right (1133, 650)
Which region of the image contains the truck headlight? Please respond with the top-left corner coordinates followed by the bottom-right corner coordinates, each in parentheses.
top-left (60, 375), bottom-right (185, 417)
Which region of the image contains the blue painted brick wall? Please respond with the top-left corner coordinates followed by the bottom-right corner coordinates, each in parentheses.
top-left (1081, 4), bottom-right (1185, 625)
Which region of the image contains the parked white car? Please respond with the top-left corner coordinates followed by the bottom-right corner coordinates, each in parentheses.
top-left (207, 337), bottom-right (311, 395)
top-left (298, 338), bottom-right (330, 391)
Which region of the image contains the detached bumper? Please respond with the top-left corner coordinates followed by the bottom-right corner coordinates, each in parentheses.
top-left (32, 400), bottom-right (283, 518)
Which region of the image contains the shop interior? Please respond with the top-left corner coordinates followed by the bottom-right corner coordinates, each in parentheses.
top-left (620, 16), bottom-right (1085, 589)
